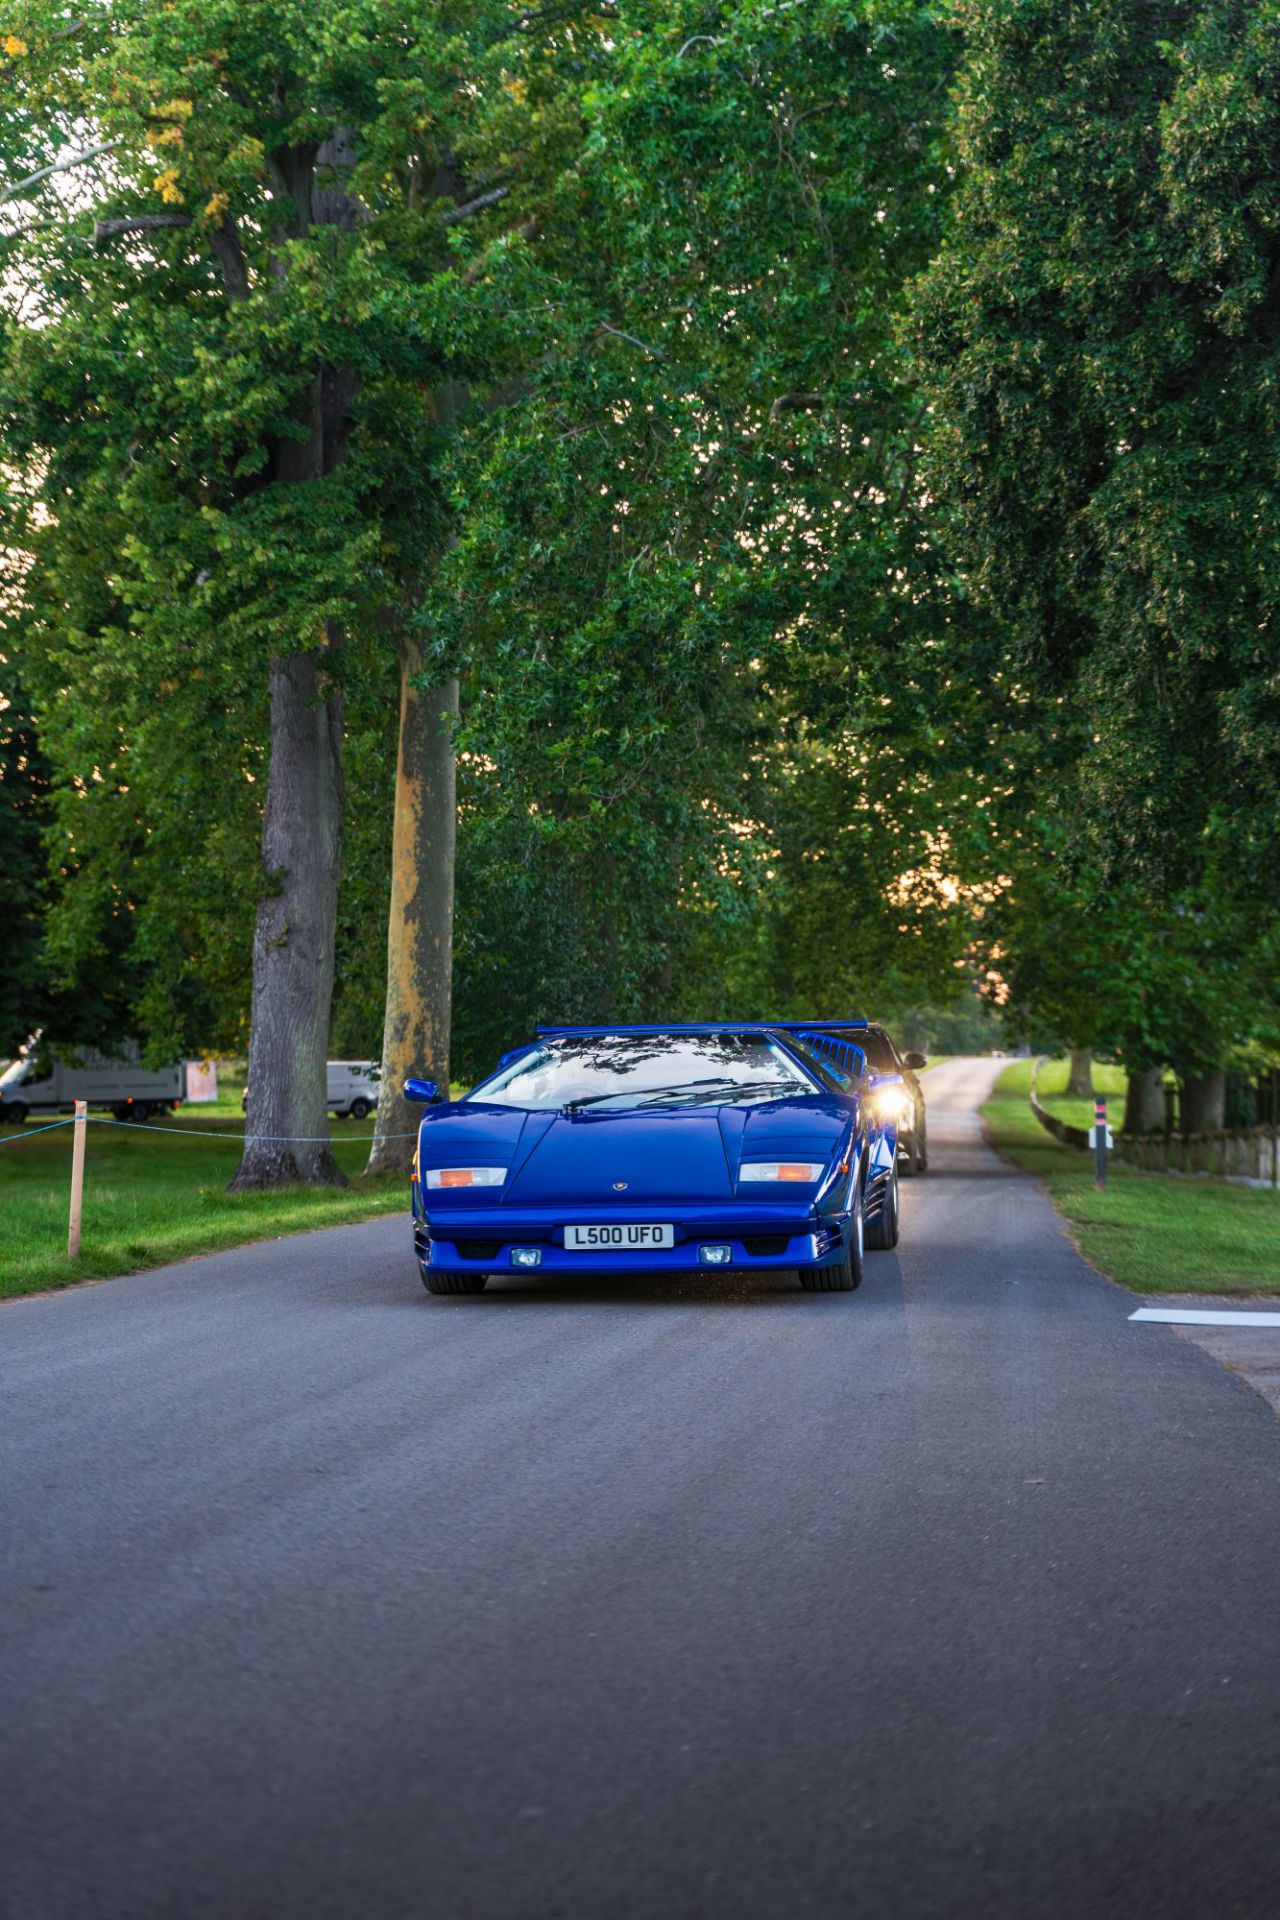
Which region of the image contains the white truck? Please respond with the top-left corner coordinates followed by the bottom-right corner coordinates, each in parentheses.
top-left (0, 1047), bottom-right (218, 1124)
top-left (240, 1060), bottom-right (382, 1122)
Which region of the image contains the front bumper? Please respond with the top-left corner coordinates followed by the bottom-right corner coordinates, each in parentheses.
top-left (410, 1195), bottom-right (853, 1276)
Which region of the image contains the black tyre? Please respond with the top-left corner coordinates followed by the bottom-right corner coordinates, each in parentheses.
top-left (350, 1097), bottom-right (372, 1121)
top-left (900, 1124), bottom-right (920, 1177)
top-left (6, 1102), bottom-right (29, 1125)
top-left (916, 1123), bottom-right (928, 1173)
top-left (131, 1102), bottom-right (154, 1123)
top-left (800, 1178), bottom-right (865, 1292)
top-left (866, 1163), bottom-right (900, 1250)
top-left (420, 1264), bottom-right (489, 1295)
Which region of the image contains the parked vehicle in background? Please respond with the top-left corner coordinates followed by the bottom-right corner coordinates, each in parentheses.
top-left (241, 1060), bottom-right (381, 1122)
top-left (798, 1021), bottom-right (928, 1174)
top-left (0, 1046), bottom-right (218, 1124)
top-left (326, 1061), bottom-right (381, 1119)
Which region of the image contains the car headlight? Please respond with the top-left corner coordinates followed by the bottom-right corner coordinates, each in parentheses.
top-left (424, 1166), bottom-right (506, 1189)
top-left (872, 1090), bottom-right (913, 1127)
top-left (739, 1160), bottom-right (826, 1183)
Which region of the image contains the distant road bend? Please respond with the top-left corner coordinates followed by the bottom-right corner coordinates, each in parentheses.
top-left (4, 1057), bottom-right (1280, 1919)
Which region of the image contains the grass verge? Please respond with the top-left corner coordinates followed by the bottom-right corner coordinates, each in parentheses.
top-left (0, 1117), bottom-right (406, 1301)
top-left (982, 1059), bottom-right (1280, 1295)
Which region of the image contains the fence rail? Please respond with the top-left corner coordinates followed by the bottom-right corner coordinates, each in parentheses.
top-left (1029, 1058), bottom-right (1280, 1185)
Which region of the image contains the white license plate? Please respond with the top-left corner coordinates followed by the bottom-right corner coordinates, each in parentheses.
top-left (565, 1223), bottom-right (675, 1251)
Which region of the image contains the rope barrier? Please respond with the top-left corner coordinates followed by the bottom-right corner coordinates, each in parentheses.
top-left (0, 1117), bottom-right (78, 1145)
top-left (0, 1116), bottom-right (419, 1145)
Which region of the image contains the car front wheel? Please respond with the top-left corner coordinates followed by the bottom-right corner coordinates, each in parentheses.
top-left (866, 1163), bottom-right (900, 1250)
top-left (800, 1179), bottom-right (865, 1292)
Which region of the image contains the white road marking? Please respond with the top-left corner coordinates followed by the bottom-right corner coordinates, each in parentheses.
top-left (1131, 1308), bottom-right (1280, 1328)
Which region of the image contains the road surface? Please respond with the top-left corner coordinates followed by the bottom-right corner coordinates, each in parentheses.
top-left (4, 1057), bottom-right (1280, 1919)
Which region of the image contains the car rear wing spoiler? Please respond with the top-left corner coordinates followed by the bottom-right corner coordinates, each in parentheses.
top-left (535, 1020), bottom-right (869, 1039)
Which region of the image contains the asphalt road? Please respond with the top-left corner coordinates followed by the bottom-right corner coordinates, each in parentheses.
top-left (4, 1056), bottom-right (1280, 1920)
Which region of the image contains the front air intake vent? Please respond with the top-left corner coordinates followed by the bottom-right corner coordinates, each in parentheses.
top-left (455, 1239), bottom-right (502, 1261)
top-left (743, 1235), bottom-right (789, 1256)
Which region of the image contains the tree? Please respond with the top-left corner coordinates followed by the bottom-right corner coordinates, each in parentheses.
top-left (912, 0), bottom-right (1280, 1073)
top-left (430, 0), bottom-right (974, 1068)
top-left (1, 1), bottom-right (603, 1184)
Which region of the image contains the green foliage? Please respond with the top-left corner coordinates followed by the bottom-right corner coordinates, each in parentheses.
top-left (1, 0), bottom-right (605, 1061)
top-left (436, 1), bottom-right (981, 1069)
top-left (913, 0), bottom-right (1280, 1066)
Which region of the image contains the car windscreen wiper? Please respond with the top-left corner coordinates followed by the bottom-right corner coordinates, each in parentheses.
top-left (562, 1078), bottom-right (753, 1112)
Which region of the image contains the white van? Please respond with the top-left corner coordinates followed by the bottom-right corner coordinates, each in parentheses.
top-left (326, 1061), bottom-right (381, 1120)
top-left (241, 1061), bottom-right (381, 1121)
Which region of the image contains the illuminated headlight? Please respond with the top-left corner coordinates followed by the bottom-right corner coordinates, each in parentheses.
top-left (699, 1244), bottom-right (733, 1265)
top-left (424, 1166), bottom-right (506, 1189)
top-left (738, 1161), bottom-right (826, 1183)
top-left (873, 1091), bottom-right (914, 1127)
top-left (511, 1247), bottom-right (542, 1268)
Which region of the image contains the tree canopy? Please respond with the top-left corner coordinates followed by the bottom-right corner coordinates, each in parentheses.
top-left (3, 0), bottom-right (1276, 1141)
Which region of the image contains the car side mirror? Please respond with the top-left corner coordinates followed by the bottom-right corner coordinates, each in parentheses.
top-left (904, 1051), bottom-right (927, 1071)
top-left (404, 1077), bottom-right (444, 1105)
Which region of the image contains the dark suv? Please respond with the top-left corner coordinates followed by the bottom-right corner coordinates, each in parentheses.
top-left (865, 1025), bottom-right (928, 1174)
top-left (802, 1021), bottom-right (928, 1175)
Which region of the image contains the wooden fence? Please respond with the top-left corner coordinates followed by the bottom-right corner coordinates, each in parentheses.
top-left (1029, 1058), bottom-right (1280, 1185)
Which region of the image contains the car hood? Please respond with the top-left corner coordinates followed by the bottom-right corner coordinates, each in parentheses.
top-left (420, 1095), bottom-right (849, 1208)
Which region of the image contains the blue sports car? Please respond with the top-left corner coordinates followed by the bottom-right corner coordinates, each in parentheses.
top-left (404, 1022), bottom-right (906, 1296)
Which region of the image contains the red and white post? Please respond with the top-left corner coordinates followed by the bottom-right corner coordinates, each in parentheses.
top-left (1091, 1095), bottom-right (1111, 1190)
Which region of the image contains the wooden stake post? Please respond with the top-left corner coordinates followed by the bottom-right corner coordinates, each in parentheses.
top-left (68, 1099), bottom-right (88, 1259)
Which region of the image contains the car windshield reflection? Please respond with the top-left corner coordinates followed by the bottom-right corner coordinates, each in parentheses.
top-left (469, 1036), bottom-right (815, 1112)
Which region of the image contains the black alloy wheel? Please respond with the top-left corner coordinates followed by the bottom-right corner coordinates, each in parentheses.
top-left (900, 1110), bottom-right (921, 1177)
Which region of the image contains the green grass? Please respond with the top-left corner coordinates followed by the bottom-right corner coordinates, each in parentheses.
top-left (983, 1059), bottom-right (1280, 1295)
top-left (0, 1115), bottom-right (407, 1300)
top-left (1028, 1054), bottom-right (1127, 1132)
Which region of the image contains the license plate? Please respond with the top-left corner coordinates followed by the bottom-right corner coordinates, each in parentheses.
top-left (564, 1223), bottom-right (675, 1251)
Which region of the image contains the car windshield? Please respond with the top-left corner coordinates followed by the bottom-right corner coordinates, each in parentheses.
top-left (470, 1034), bottom-right (817, 1112)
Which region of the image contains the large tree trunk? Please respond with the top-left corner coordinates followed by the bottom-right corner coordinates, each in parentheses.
top-left (1065, 1048), bottom-right (1093, 1098)
top-left (1122, 1066), bottom-right (1166, 1135)
top-left (1181, 1069), bottom-right (1226, 1134)
top-left (364, 656), bottom-right (458, 1177)
top-left (230, 647), bottom-right (348, 1189)
top-left (228, 134), bottom-right (360, 1191)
